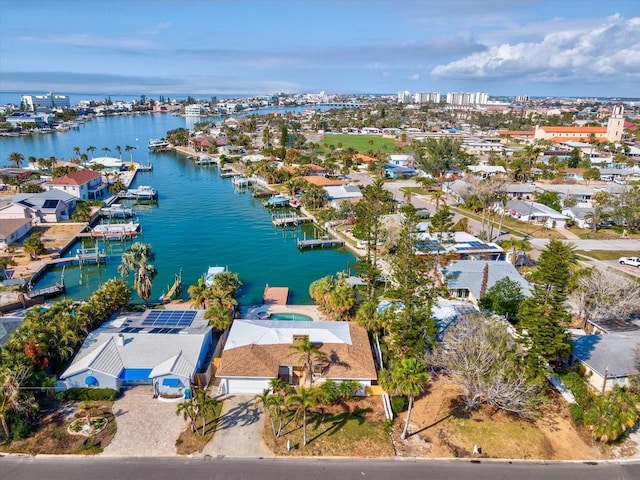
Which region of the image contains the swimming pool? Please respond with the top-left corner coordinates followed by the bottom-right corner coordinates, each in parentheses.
top-left (268, 313), bottom-right (313, 322)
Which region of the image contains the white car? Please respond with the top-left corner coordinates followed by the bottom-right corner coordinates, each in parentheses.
top-left (618, 257), bottom-right (640, 267)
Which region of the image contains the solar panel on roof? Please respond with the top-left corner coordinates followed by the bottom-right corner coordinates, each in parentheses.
top-left (42, 199), bottom-right (59, 209)
top-left (141, 310), bottom-right (196, 328)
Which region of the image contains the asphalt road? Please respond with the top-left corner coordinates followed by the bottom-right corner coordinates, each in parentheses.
top-left (1, 456), bottom-right (638, 480)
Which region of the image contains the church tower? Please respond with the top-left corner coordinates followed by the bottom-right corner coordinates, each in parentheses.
top-left (606, 104), bottom-right (625, 142)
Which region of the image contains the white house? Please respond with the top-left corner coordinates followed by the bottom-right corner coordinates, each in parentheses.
top-left (216, 320), bottom-right (377, 395)
top-left (3, 190), bottom-right (77, 223)
top-left (60, 310), bottom-right (214, 397)
top-left (0, 218), bottom-right (32, 249)
top-left (323, 184), bottom-right (363, 208)
top-left (498, 200), bottom-right (569, 228)
top-left (46, 170), bottom-right (107, 200)
top-left (386, 154), bottom-right (415, 168)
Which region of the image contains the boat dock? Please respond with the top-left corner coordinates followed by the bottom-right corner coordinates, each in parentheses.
top-left (297, 237), bottom-right (345, 249)
top-left (221, 171), bottom-right (241, 178)
top-left (46, 247), bottom-right (106, 266)
top-left (272, 213), bottom-right (313, 226)
top-left (263, 285), bottom-right (289, 305)
top-left (28, 283), bottom-right (66, 300)
top-left (196, 156), bottom-right (218, 165)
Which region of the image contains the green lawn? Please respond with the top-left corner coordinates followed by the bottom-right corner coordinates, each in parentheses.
top-left (575, 250), bottom-right (640, 261)
top-left (320, 134), bottom-right (401, 154)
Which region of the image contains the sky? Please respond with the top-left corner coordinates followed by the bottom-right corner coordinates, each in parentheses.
top-left (0, 0), bottom-right (639, 99)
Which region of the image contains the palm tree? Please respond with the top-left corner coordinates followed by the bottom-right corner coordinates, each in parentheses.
top-left (73, 146), bottom-right (81, 159)
top-left (498, 238), bottom-right (531, 266)
top-left (125, 145), bottom-right (136, 162)
top-left (255, 388), bottom-right (279, 437)
top-left (118, 243), bottom-right (158, 306)
top-left (290, 336), bottom-right (327, 387)
top-left (379, 357), bottom-right (430, 440)
top-left (115, 145), bottom-right (122, 160)
top-left (286, 386), bottom-right (319, 446)
top-left (188, 278), bottom-right (210, 309)
top-left (86, 145), bottom-right (96, 159)
top-left (8, 152), bottom-right (24, 168)
top-left (101, 146), bottom-right (111, 158)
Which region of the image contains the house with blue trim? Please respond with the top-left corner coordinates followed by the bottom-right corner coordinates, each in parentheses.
top-left (60, 309), bottom-right (214, 398)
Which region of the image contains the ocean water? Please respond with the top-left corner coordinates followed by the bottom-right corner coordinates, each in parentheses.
top-left (0, 112), bottom-right (356, 305)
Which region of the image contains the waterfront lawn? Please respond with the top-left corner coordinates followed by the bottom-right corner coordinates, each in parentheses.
top-left (265, 397), bottom-right (394, 457)
top-left (320, 135), bottom-right (400, 154)
top-left (175, 401), bottom-right (223, 455)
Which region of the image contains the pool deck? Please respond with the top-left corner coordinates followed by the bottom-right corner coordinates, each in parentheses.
top-left (241, 304), bottom-right (327, 321)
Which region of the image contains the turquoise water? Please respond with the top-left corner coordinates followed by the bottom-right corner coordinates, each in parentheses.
top-left (268, 313), bottom-right (313, 322)
top-left (1, 112), bottom-right (356, 305)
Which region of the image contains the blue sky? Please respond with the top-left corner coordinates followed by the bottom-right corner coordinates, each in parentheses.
top-left (0, 0), bottom-right (638, 98)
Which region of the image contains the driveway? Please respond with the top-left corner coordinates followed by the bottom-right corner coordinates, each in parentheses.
top-left (102, 386), bottom-right (188, 457)
top-left (202, 394), bottom-right (273, 458)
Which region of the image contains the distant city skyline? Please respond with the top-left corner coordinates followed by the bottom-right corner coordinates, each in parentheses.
top-left (0, 0), bottom-right (638, 98)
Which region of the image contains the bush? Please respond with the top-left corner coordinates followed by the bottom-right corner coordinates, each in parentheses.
top-left (390, 395), bottom-right (406, 414)
top-left (7, 413), bottom-right (32, 440)
top-left (559, 371), bottom-right (594, 409)
top-left (57, 388), bottom-right (119, 402)
top-left (568, 403), bottom-right (584, 426)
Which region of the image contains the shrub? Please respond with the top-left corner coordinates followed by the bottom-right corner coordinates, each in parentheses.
top-left (390, 395), bottom-right (406, 414)
top-left (57, 388), bottom-right (119, 402)
top-left (568, 403), bottom-right (584, 426)
top-left (7, 413), bottom-right (32, 440)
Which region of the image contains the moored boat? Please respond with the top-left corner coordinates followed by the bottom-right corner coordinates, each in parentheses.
top-left (204, 265), bottom-right (227, 286)
top-left (148, 139), bottom-right (170, 150)
top-left (99, 204), bottom-right (134, 218)
top-left (263, 194), bottom-right (291, 208)
top-left (92, 222), bottom-right (141, 238)
top-left (120, 185), bottom-right (158, 200)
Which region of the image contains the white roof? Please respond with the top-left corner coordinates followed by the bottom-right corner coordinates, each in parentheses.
top-left (88, 156), bottom-right (123, 168)
top-left (224, 320), bottom-right (352, 350)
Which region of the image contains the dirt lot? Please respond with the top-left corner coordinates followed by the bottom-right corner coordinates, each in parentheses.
top-left (391, 376), bottom-right (610, 460)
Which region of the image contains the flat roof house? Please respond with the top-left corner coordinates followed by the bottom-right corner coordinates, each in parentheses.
top-left (60, 310), bottom-right (214, 398)
top-left (216, 320), bottom-right (377, 395)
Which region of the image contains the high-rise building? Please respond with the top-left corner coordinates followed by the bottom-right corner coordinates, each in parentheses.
top-left (413, 92), bottom-right (441, 104)
top-left (21, 93), bottom-right (71, 112)
top-left (397, 90), bottom-right (412, 104)
top-left (446, 92), bottom-right (489, 105)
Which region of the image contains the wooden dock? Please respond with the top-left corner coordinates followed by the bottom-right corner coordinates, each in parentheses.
top-left (272, 213), bottom-right (313, 226)
top-left (263, 286), bottom-right (289, 305)
top-left (46, 247), bottom-right (106, 267)
top-left (28, 283), bottom-right (65, 300)
top-left (297, 237), bottom-right (345, 249)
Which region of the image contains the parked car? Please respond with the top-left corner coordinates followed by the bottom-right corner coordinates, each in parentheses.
top-left (618, 257), bottom-right (640, 267)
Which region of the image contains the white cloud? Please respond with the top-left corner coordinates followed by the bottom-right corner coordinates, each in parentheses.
top-left (431, 15), bottom-right (640, 83)
top-left (408, 73), bottom-right (420, 80)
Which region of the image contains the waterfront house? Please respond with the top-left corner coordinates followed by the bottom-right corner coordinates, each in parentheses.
top-left (0, 218), bottom-right (33, 249)
top-left (4, 190), bottom-right (78, 223)
top-left (415, 231), bottom-right (503, 260)
top-left (216, 320), bottom-right (377, 395)
top-left (60, 310), bottom-right (214, 397)
top-left (442, 260), bottom-right (532, 305)
top-left (87, 156), bottom-right (124, 172)
top-left (324, 184), bottom-right (363, 208)
top-left (46, 170), bottom-right (107, 200)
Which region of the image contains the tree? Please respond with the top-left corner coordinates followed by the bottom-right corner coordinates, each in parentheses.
top-left (430, 314), bottom-right (539, 417)
top-left (379, 357), bottom-right (429, 440)
top-left (118, 243), bottom-right (158, 306)
top-left (0, 367), bottom-right (32, 442)
top-left (417, 137), bottom-right (470, 179)
top-left (188, 278), bottom-right (209, 309)
top-left (428, 205), bottom-right (455, 269)
top-left (479, 277), bottom-right (525, 323)
top-left (286, 386), bottom-right (319, 446)
top-left (584, 205), bottom-right (610, 232)
top-left (517, 239), bottom-right (576, 371)
top-left (584, 386), bottom-right (638, 443)
top-left (582, 167), bottom-right (600, 186)
top-left (8, 152), bottom-right (24, 168)
top-left (535, 191), bottom-right (562, 212)
top-left (86, 145), bottom-right (96, 159)
top-left (498, 237), bottom-right (531, 266)
top-left (22, 232), bottom-right (46, 260)
top-left (290, 336), bottom-right (327, 387)
top-left (125, 145), bottom-right (136, 162)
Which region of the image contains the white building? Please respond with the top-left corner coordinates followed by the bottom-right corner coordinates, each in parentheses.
top-left (413, 92), bottom-right (441, 104)
top-left (397, 90), bottom-right (412, 104)
top-left (446, 92), bottom-right (489, 105)
top-left (21, 93), bottom-right (70, 112)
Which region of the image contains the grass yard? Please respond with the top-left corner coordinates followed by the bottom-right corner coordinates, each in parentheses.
top-left (575, 250), bottom-right (640, 261)
top-left (264, 397), bottom-right (394, 457)
top-left (320, 134), bottom-right (401, 154)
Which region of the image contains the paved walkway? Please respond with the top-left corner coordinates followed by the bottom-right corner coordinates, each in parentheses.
top-left (102, 386), bottom-right (188, 457)
top-left (202, 394), bottom-right (273, 458)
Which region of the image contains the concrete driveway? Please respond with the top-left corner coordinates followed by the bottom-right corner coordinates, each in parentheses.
top-left (202, 395), bottom-right (273, 458)
top-left (102, 386), bottom-right (188, 457)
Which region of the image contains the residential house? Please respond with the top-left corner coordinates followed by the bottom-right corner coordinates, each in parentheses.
top-left (46, 170), bottom-right (107, 200)
top-left (0, 191), bottom-right (73, 223)
top-left (498, 200), bottom-right (569, 228)
top-left (324, 184), bottom-right (363, 208)
top-left (442, 260), bottom-right (532, 305)
top-left (386, 154), bottom-right (415, 168)
top-left (87, 156), bottom-right (125, 172)
top-left (572, 331), bottom-right (640, 393)
top-left (466, 165), bottom-right (507, 179)
top-left (60, 310), bottom-right (214, 397)
top-left (535, 183), bottom-right (626, 208)
top-left (0, 218), bottom-right (33, 249)
top-left (415, 231), bottom-right (504, 260)
top-left (562, 207), bottom-right (595, 229)
top-left (216, 320), bottom-right (377, 395)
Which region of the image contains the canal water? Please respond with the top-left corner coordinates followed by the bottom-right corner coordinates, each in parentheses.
top-left (0, 111), bottom-right (356, 305)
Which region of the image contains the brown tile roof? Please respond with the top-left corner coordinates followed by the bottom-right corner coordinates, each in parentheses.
top-left (217, 322), bottom-right (377, 381)
top-left (353, 153), bottom-right (377, 163)
top-left (303, 176), bottom-right (346, 186)
top-left (47, 170), bottom-right (101, 185)
top-left (540, 126), bottom-right (606, 134)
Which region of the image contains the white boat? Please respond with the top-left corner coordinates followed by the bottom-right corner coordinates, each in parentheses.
top-left (263, 194), bottom-right (291, 208)
top-left (120, 185), bottom-right (158, 200)
top-left (99, 204), bottom-right (134, 218)
top-left (204, 266), bottom-right (227, 286)
top-left (231, 175), bottom-right (252, 187)
top-left (148, 139), bottom-right (170, 150)
top-left (92, 222), bottom-right (141, 238)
